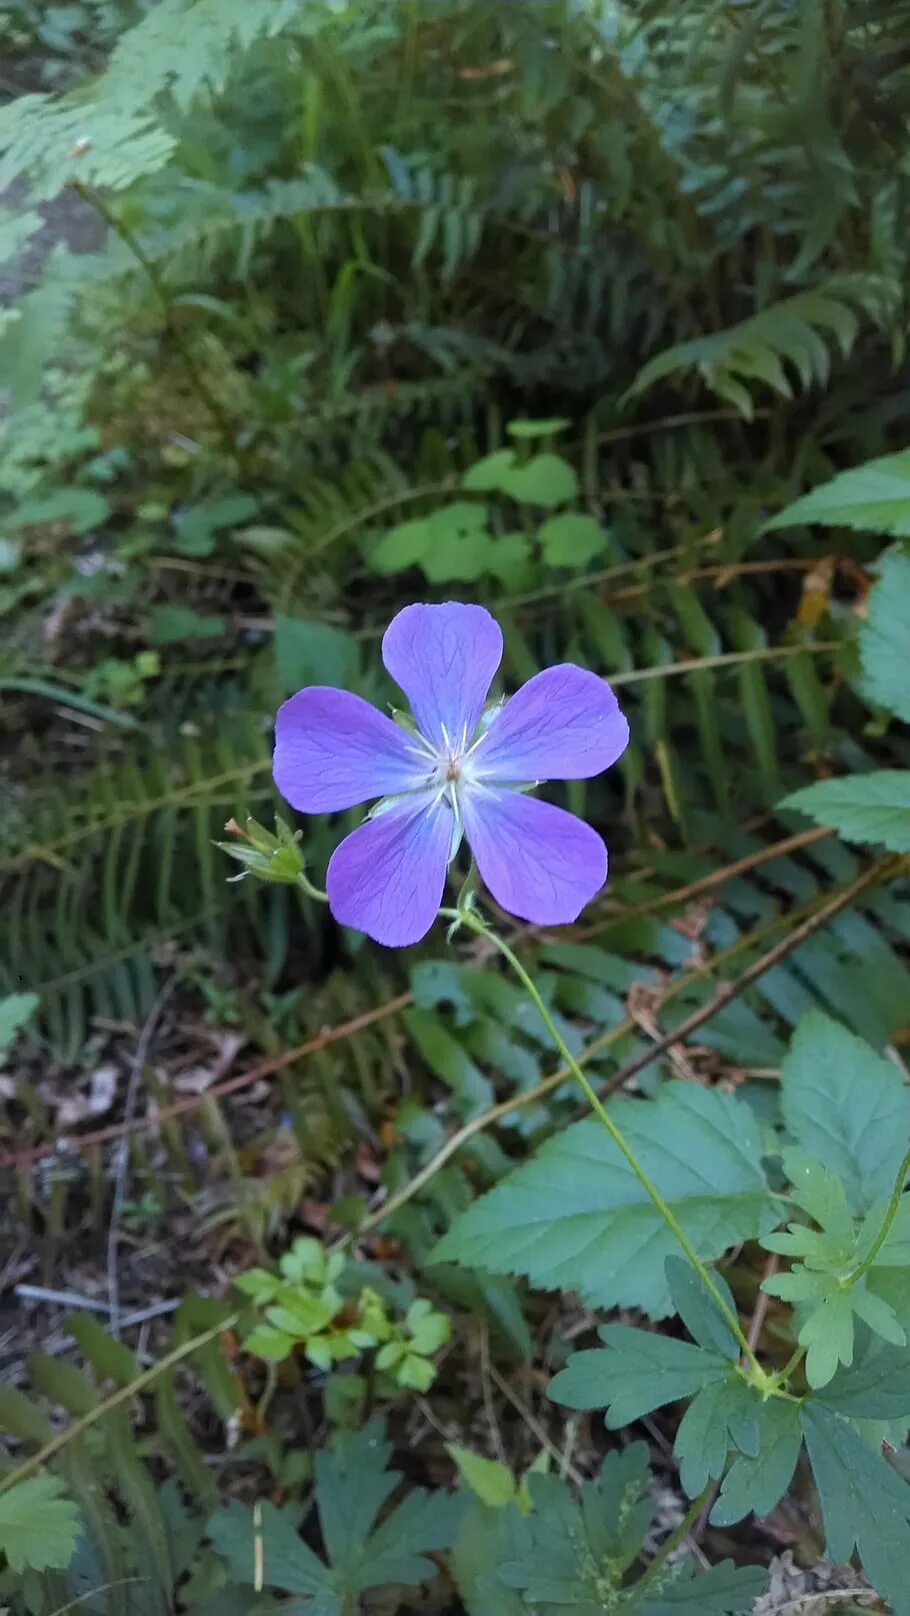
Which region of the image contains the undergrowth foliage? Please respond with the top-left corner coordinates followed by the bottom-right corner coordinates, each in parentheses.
top-left (2, 2), bottom-right (910, 1613)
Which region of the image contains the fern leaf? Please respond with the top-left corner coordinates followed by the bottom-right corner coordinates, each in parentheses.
top-left (100, 0), bottom-right (314, 115)
top-left (627, 276), bottom-right (900, 418)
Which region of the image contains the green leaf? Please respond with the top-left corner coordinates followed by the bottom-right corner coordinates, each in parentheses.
top-left (639, 1562), bottom-right (768, 1616)
top-left (674, 1377), bottom-right (760, 1496)
top-left (780, 1013), bottom-right (910, 1211)
top-left (538, 512), bottom-right (606, 568)
top-left (208, 1420), bottom-right (460, 1609)
top-left (549, 1325), bottom-right (730, 1427)
top-left (501, 453), bottom-right (578, 507)
top-left (9, 488), bottom-right (109, 535)
top-left (420, 501), bottom-right (492, 582)
top-left (819, 1341), bottom-right (910, 1419)
top-left (208, 1498), bottom-right (331, 1602)
top-left (450, 1497), bottom-right (526, 1616)
top-left (447, 1446), bottom-right (518, 1509)
top-left (795, 1283), bottom-right (856, 1388)
top-left (499, 1446), bottom-right (653, 1608)
top-left (462, 449), bottom-right (577, 507)
top-left (462, 449), bottom-right (517, 492)
top-left (802, 1403), bottom-right (910, 1616)
top-left (710, 1400), bottom-right (803, 1526)
top-left (0, 1473), bottom-right (81, 1574)
top-left (370, 517), bottom-right (431, 574)
top-left (859, 550), bottom-right (910, 722)
top-left (433, 1083), bottom-right (770, 1316)
top-left (273, 616), bottom-right (358, 695)
top-left (665, 1257), bottom-right (740, 1358)
top-left (765, 449), bottom-right (910, 535)
top-left (0, 991), bottom-right (39, 1058)
top-left (781, 770), bottom-right (910, 852)
top-left (487, 1447), bottom-right (766, 1615)
top-left (148, 605), bottom-right (226, 644)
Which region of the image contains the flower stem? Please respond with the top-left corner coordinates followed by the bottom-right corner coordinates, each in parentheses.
top-left (441, 905), bottom-right (764, 1376)
top-left (847, 1142), bottom-right (910, 1284)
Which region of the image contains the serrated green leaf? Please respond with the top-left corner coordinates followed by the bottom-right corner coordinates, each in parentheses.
top-left (710, 1399), bottom-right (803, 1526)
top-left (780, 1013), bottom-right (910, 1211)
top-left (549, 1325), bottom-right (730, 1427)
top-left (860, 549), bottom-right (910, 722)
top-left (765, 449), bottom-right (910, 535)
top-left (781, 770), bottom-right (910, 853)
top-left (802, 1402), bottom-right (910, 1616)
top-left (0, 1473), bottom-right (81, 1574)
top-left (433, 1083), bottom-right (770, 1317)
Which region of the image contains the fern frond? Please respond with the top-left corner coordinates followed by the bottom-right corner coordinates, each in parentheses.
top-left (0, 719), bottom-right (276, 1057)
top-left (0, 95), bottom-right (177, 202)
top-left (627, 276), bottom-right (901, 417)
top-left (100, 0), bottom-right (311, 115)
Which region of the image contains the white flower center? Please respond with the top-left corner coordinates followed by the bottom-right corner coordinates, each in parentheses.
top-left (408, 721), bottom-right (483, 812)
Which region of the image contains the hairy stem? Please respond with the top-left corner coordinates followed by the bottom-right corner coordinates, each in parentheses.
top-left (439, 905), bottom-right (763, 1375)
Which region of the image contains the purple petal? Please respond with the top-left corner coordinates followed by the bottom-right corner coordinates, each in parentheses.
top-left (382, 602), bottom-right (502, 750)
top-left (274, 687), bottom-right (429, 813)
top-left (473, 664), bottom-right (629, 782)
top-left (326, 792), bottom-right (453, 946)
top-left (460, 787), bottom-right (607, 924)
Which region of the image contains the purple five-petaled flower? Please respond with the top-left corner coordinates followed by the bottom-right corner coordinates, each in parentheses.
top-left (273, 602), bottom-right (629, 947)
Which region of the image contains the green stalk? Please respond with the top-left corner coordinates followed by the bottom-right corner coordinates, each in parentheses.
top-left (440, 904), bottom-right (765, 1378)
top-left (847, 1142), bottom-right (910, 1284)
